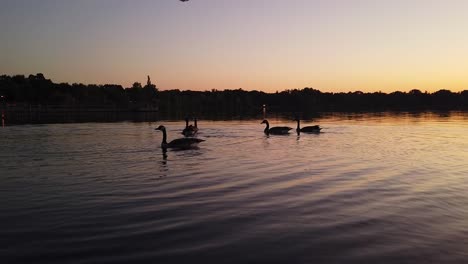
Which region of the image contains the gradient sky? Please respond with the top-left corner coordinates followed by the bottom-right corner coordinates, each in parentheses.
top-left (2, 0), bottom-right (468, 93)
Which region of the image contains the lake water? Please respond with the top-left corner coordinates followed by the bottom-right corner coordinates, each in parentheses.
top-left (1, 112), bottom-right (468, 263)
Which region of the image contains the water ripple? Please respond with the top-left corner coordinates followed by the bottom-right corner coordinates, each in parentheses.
top-left (2, 113), bottom-right (468, 263)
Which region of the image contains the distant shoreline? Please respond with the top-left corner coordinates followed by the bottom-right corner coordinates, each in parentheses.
top-left (2, 74), bottom-right (468, 125)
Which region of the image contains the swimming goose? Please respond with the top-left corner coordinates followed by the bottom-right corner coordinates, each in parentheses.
top-left (261, 119), bottom-right (292, 135)
top-left (294, 118), bottom-right (321, 134)
top-left (157, 125), bottom-right (204, 149)
top-left (181, 117), bottom-right (197, 137)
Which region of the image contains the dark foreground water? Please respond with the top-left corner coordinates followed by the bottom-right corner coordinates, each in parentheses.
top-left (1, 112), bottom-right (468, 263)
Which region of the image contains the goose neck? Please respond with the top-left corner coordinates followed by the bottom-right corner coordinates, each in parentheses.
top-left (161, 128), bottom-right (168, 145)
top-left (264, 122), bottom-right (269, 134)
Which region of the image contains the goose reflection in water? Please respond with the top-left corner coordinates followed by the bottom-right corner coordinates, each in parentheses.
top-left (155, 125), bottom-right (205, 150)
top-left (157, 149), bottom-right (168, 179)
top-left (162, 148), bottom-right (168, 162)
top-left (261, 119), bottom-right (292, 135)
top-left (158, 143), bottom-right (204, 175)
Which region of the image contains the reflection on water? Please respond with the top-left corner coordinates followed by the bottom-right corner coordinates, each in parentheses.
top-left (1, 112), bottom-right (468, 263)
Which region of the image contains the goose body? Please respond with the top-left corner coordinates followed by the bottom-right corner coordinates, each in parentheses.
top-left (157, 125), bottom-right (204, 149)
top-left (261, 119), bottom-right (292, 135)
top-left (295, 119), bottom-right (321, 134)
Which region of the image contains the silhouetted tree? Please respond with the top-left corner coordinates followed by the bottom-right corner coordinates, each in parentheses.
top-left (132, 82), bottom-right (142, 89)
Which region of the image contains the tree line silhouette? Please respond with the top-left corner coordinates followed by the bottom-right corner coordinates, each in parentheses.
top-left (1, 74), bottom-right (468, 117)
top-left (0, 74), bottom-right (158, 111)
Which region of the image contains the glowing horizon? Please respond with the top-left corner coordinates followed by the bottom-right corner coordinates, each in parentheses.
top-left (2, 0), bottom-right (468, 93)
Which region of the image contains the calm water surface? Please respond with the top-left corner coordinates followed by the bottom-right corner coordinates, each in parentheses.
top-left (1, 112), bottom-right (468, 263)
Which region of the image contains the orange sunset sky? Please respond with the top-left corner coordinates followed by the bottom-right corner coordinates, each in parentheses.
top-left (2, 0), bottom-right (468, 93)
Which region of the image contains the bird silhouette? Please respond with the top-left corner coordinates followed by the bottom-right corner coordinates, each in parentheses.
top-left (294, 118), bottom-right (321, 134)
top-left (261, 119), bottom-right (292, 135)
top-left (181, 117), bottom-right (198, 137)
top-left (156, 125), bottom-right (204, 149)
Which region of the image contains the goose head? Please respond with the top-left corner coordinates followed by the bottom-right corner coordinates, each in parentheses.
top-left (155, 125), bottom-right (166, 131)
top-left (261, 119), bottom-right (269, 125)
